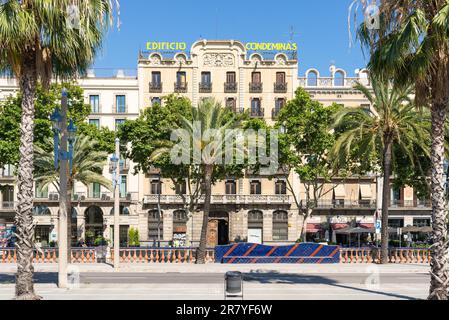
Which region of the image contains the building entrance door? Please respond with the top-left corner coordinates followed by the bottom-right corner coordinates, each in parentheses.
top-left (207, 212), bottom-right (229, 247)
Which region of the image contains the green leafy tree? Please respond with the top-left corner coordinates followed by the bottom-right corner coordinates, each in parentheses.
top-left (332, 76), bottom-right (430, 264)
top-left (356, 1), bottom-right (449, 299)
top-left (128, 228), bottom-right (140, 247)
top-left (0, 0), bottom-right (116, 299)
top-left (0, 83), bottom-right (90, 167)
top-left (277, 88), bottom-right (344, 241)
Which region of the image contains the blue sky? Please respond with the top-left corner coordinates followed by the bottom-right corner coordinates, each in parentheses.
top-left (93, 0), bottom-right (368, 76)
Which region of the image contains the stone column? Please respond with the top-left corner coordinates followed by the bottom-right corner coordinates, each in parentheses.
top-left (77, 214), bottom-right (85, 243)
top-left (163, 210), bottom-right (173, 243)
top-left (263, 210), bottom-right (273, 243)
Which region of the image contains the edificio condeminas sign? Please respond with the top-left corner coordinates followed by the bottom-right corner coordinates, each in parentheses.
top-left (146, 41), bottom-right (297, 51)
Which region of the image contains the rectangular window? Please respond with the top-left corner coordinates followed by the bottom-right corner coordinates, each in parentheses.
top-left (2, 164), bottom-right (14, 177)
top-left (413, 218), bottom-right (431, 227)
top-left (90, 183), bottom-right (101, 199)
top-left (388, 219), bottom-right (404, 228)
top-left (201, 72), bottom-right (211, 84)
top-left (120, 175), bottom-right (127, 198)
top-left (251, 98), bottom-right (261, 115)
top-left (89, 119), bottom-right (100, 128)
top-left (1, 186), bottom-right (14, 206)
top-left (35, 183), bottom-right (49, 199)
top-left (116, 95), bottom-right (126, 113)
top-left (226, 180), bottom-right (237, 195)
top-left (151, 180), bottom-right (162, 195)
top-left (250, 181), bottom-right (262, 195)
top-left (115, 119), bottom-right (125, 130)
top-left (152, 72), bottom-right (161, 85)
top-left (176, 72), bottom-right (186, 85)
top-left (226, 72), bottom-right (236, 83)
top-left (275, 180), bottom-right (287, 195)
top-left (275, 98), bottom-right (285, 112)
top-left (119, 225), bottom-right (129, 247)
top-left (251, 72), bottom-right (261, 83)
top-left (276, 72), bottom-right (286, 84)
top-left (175, 181), bottom-right (187, 195)
top-left (89, 95), bottom-right (100, 113)
top-left (226, 98), bottom-right (236, 111)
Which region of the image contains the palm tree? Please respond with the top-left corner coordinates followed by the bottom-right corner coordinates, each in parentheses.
top-left (34, 134), bottom-right (112, 239)
top-left (152, 98), bottom-right (244, 264)
top-left (0, 0), bottom-right (116, 299)
top-left (356, 0), bottom-right (449, 300)
top-left (332, 76), bottom-right (430, 264)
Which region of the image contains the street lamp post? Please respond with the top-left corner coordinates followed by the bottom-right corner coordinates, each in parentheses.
top-left (110, 138), bottom-right (121, 270)
top-left (51, 89), bottom-right (77, 289)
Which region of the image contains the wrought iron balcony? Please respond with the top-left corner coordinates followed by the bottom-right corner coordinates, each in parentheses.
top-left (174, 82), bottom-right (188, 93)
top-left (272, 108), bottom-right (282, 119)
top-left (149, 82), bottom-right (163, 93)
top-left (0, 201), bottom-right (16, 211)
top-left (250, 108), bottom-right (265, 118)
top-left (274, 82), bottom-right (288, 93)
top-left (249, 82), bottom-right (263, 93)
top-left (199, 82), bottom-right (212, 93)
top-left (224, 82), bottom-right (237, 93)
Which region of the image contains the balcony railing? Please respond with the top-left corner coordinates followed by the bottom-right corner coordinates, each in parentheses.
top-left (224, 82), bottom-right (237, 93)
top-left (249, 82), bottom-right (263, 93)
top-left (0, 202), bottom-right (16, 211)
top-left (274, 82), bottom-right (287, 93)
top-left (174, 82), bottom-right (188, 93)
top-left (143, 194), bottom-right (292, 205)
top-left (315, 200), bottom-right (376, 209)
top-left (272, 108), bottom-right (282, 119)
top-left (109, 159), bottom-right (130, 173)
top-left (199, 82), bottom-right (212, 93)
top-left (113, 105), bottom-right (128, 114)
top-left (149, 82), bottom-right (162, 93)
top-left (390, 200), bottom-right (432, 208)
top-left (250, 108), bottom-right (265, 118)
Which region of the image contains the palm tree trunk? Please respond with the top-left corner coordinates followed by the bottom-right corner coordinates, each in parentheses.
top-left (14, 51), bottom-right (40, 300)
top-left (428, 102), bottom-right (449, 300)
top-left (380, 137), bottom-right (393, 264)
top-left (196, 165), bottom-right (213, 264)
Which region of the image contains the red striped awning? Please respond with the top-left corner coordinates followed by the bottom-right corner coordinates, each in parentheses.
top-left (307, 223), bottom-right (322, 233)
top-left (359, 223), bottom-right (374, 229)
top-left (331, 223), bottom-right (349, 230)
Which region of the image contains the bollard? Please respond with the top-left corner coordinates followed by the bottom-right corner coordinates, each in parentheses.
top-left (224, 271), bottom-right (243, 300)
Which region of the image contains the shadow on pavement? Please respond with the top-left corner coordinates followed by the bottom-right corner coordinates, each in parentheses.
top-left (243, 271), bottom-right (420, 300)
top-left (0, 272), bottom-right (57, 285)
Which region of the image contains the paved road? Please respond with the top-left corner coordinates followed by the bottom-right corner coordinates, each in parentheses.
top-left (0, 272), bottom-right (430, 300)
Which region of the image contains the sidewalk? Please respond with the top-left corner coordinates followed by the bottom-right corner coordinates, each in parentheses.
top-left (0, 263), bottom-right (430, 274)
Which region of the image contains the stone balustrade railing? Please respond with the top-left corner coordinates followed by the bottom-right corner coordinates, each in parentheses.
top-left (340, 248), bottom-right (431, 264)
top-left (143, 194), bottom-right (292, 205)
top-left (112, 248), bottom-right (215, 264)
top-left (1, 247), bottom-right (430, 264)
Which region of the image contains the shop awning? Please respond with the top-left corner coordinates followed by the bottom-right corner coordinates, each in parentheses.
top-left (331, 223), bottom-right (349, 230)
top-left (359, 184), bottom-right (372, 200)
top-left (307, 223), bottom-right (322, 233)
top-left (334, 185), bottom-right (346, 200)
top-left (359, 223), bottom-right (374, 229)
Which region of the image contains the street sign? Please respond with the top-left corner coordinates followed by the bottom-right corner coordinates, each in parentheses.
top-left (375, 220), bottom-right (381, 234)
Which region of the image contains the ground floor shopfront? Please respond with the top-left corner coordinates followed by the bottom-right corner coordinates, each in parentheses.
top-left (1, 202), bottom-right (434, 248)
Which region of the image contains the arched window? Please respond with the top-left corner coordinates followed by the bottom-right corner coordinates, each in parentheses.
top-left (148, 210), bottom-right (163, 242)
top-left (110, 206), bottom-right (130, 216)
top-left (33, 205), bottom-right (51, 216)
top-left (248, 210), bottom-right (263, 229)
top-left (307, 71), bottom-right (318, 86)
top-left (334, 71), bottom-right (345, 86)
top-left (173, 210), bottom-right (188, 236)
top-left (272, 210), bottom-right (288, 241)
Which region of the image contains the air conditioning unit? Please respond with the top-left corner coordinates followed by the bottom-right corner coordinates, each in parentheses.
top-left (126, 193), bottom-right (132, 201)
top-left (49, 194), bottom-right (59, 201)
top-left (73, 194), bottom-right (79, 201)
top-left (80, 195), bottom-right (86, 201)
top-left (101, 194), bottom-right (107, 201)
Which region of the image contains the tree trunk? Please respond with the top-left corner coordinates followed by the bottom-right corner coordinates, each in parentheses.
top-left (196, 165), bottom-right (213, 264)
top-left (14, 51), bottom-right (41, 300)
top-left (380, 138), bottom-right (392, 264)
top-left (428, 102), bottom-right (449, 300)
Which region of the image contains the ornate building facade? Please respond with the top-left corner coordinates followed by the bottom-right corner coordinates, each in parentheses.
top-left (0, 39), bottom-right (432, 248)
